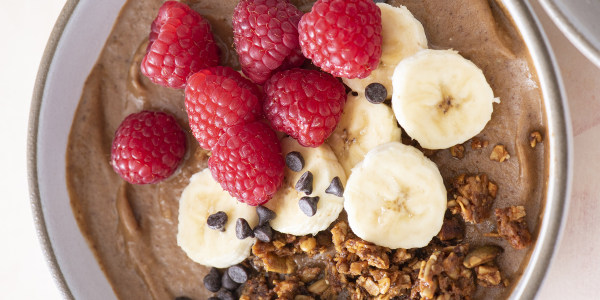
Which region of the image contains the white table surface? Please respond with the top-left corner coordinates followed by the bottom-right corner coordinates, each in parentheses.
top-left (0, 0), bottom-right (597, 299)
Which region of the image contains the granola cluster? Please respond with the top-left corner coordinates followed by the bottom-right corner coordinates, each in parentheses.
top-left (239, 168), bottom-right (533, 299)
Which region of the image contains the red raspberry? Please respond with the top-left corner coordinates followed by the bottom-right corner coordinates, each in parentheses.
top-left (185, 67), bottom-right (262, 150)
top-left (209, 121), bottom-right (285, 206)
top-left (263, 68), bottom-right (347, 147)
top-left (141, 1), bottom-right (220, 89)
top-left (197, 66), bottom-right (262, 98)
top-left (111, 111), bottom-right (187, 184)
top-left (298, 0), bottom-right (382, 79)
top-left (233, 0), bottom-right (305, 84)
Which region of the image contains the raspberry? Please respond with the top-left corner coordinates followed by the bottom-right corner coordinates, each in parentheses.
top-left (298, 0), bottom-right (382, 79)
top-left (141, 1), bottom-right (220, 89)
top-left (185, 67), bottom-right (262, 150)
top-left (263, 68), bottom-right (347, 147)
top-left (233, 0), bottom-right (305, 84)
top-left (209, 121), bottom-right (285, 206)
top-left (197, 66), bottom-right (262, 98)
top-left (111, 111), bottom-right (187, 184)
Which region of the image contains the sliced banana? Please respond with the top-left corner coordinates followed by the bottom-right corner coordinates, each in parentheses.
top-left (264, 137), bottom-right (346, 236)
top-left (344, 142), bottom-right (446, 249)
top-left (327, 92), bottom-right (401, 176)
top-left (177, 169), bottom-right (258, 268)
top-left (392, 49), bottom-right (497, 149)
top-left (343, 3), bottom-right (427, 96)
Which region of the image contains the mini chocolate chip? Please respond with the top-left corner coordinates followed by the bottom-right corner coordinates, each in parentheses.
top-left (217, 290), bottom-right (235, 300)
top-left (256, 205), bottom-right (276, 226)
top-left (253, 224), bottom-right (273, 242)
top-left (203, 268), bottom-right (221, 292)
top-left (222, 271), bottom-right (240, 290)
top-left (228, 264), bottom-right (249, 284)
top-left (175, 297), bottom-right (192, 300)
top-left (325, 176), bottom-right (344, 197)
top-left (365, 83), bottom-right (387, 104)
top-left (299, 196), bottom-right (320, 217)
top-left (285, 151), bottom-right (304, 172)
top-left (207, 211), bottom-right (228, 231)
top-left (295, 171), bottom-right (313, 195)
top-left (236, 218), bottom-right (253, 239)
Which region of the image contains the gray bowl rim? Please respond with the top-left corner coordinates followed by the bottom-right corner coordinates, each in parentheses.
top-left (27, 0), bottom-right (572, 299)
top-left (539, 0), bottom-right (600, 69)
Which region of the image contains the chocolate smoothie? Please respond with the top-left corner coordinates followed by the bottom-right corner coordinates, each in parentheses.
top-left (66, 0), bottom-right (545, 299)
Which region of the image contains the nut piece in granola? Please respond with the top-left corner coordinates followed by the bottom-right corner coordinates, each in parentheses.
top-left (451, 174), bottom-right (497, 223)
top-left (450, 144), bottom-right (465, 159)
top-left (495, 206), bottom-right (532, 249)
top-left (471, 137), bottom-right (489, 149)
top-left (529, 131), bottom-right (543, 148)
top-left (490, 144), bottom-right (510, 162)
top-left (415, 245), bottom-right (477, 300)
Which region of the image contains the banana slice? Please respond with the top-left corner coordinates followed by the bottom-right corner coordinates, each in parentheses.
top-left (392, 49), bottom-right (498, 149)
top-left (177, 169), bottom-right (258, 268)
top-left (343, 3), bottom-right (427, 96)
top-left (327, 92), bottom-right (401, 176)
top-left (344, 142), bottom-right (446, 249)
top-left (264, 137), bottom-right (346, 236)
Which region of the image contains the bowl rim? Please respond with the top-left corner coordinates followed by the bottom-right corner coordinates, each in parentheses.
top-left (27, 1), bottom-right (572, 299)
top-left (538, 0), bottom-right (600, 69)
top-left (28, 0), bottom-right (78, 299)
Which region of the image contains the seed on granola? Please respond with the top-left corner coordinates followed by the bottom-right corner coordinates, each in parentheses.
top-left (254, 224), bottom-right (274, 242)
top-left (463, 245), bottom-right (503, 268)
top-left (325, 176), bottom-right (344, 197)
top-left (286, 151), bottom-right (305, 172)
top-left (206, 211), bottom-right (227, 231)
top-left (228, 264), bottom-right (249, 284)
top-left (490, 144), bottom-right (510, 162)
top-left (295, 171), bottom-right (313, 195)
top-left (529, 131), bottom-right (543, 148)
top-left (256, 205), bottom-right (276, 226)
top-left (203, 267), bottom-right (221, 292)
top-left (299, 236), bottom-right (317, 253)
top-left (236, 218), bottom-right (253, 240)
top-left (365, 82), bottom-right (387, 104)
top-left (307, 278), bottom-right (329, 294)
top-left (450, 144), bottom-right (465, 159)
top-left (299, 196), bottom-right (319, 216)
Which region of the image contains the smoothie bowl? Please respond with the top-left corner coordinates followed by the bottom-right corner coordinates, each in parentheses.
top-left (28, 0), bottom-right (571, 299)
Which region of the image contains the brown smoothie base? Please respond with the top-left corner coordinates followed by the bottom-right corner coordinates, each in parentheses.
top-left (66, 0), bottom-right (545, 299)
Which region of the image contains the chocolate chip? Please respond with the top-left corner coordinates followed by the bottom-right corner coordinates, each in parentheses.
top-left (207, 211), bottom-right (228, 231)
top-left (325, 176), bottom-right (344, 197)
top-left (295, 171), bottom-right (313, 195)
top-left (285, 151), bottom-right (304, 172)
top-left (203, 268), bottom-right (221, 292)
top-left (253, 224), bottom-right (273, 242)
top-left (235, 218), bottom-right (253, 239)
top-left (228, 264), bottom-right (249, 284)
top-left (299, 196), bottom-right (320, 217)
top-left (217, 290), bottom-right (235, 300)
top-left (256, 205), bottom-right (276, 226)
top-left (222, 270), bottom-right (240, 291)
top-left (175, 297), bottom-right (192, 300)
top-left (365, 83), bottom-right (387, 104)
top-left (207, 297), bottom-right (219, 300)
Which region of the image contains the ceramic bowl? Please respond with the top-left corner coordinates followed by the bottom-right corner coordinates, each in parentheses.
top-left (28, 1), bottom-right (572, 299)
